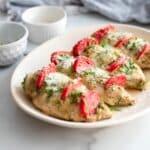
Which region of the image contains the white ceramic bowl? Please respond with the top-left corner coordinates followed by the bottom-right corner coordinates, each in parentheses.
top-left (11, 24), bottom-right (150, 128)
top-left (0, 22), bottom-right (28, 66)
top-left (22, 6), bottom-right (67, 44)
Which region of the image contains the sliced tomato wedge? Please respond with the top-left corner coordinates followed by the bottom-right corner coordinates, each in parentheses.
top-left (92, 24), bottom-right (115, 41)
top-left (73, 56), bottom-right (95, 74)
top-left (114, 36), bottom-right (132, 48)
top-left (61, 78), bottom-right (82, 100)
top-left (106, 55), bottom-right (126, 72)
top-left (36, 63), bottom-right (56, 89)
top-left (105, 75), bottom-right (127, 88)
top-left (51, 51), bottom-right (72, 65)
top-left (72, 37), bottom-right (98, 56)
top-left (136, 44), bottom-right (150, 60)
top-left (80, 90), bottom-right (100, 118)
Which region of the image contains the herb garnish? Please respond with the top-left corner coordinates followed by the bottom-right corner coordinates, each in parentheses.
top-left (100, 39), bottom-right (108, 48)
top-left (136, 81), bottom-right (145, 89)
top-left (60, 54), bottom-right (70, 59)
top-left (45, 83), bottom-right (60, 98)
top-left (70, 91), bottom-right (82, 104)
top-left (82, 70), bottom-right (95, 76)
top-left (21, 75), bottom-right (27, 90)
top-left (128, 42), bottom-right (137, 51)
top-left (45, 88), bottom-right (53, 97)
top-left (113, 51), bottom-right (120, 58)
top-left (109, 106), bottom-right (121, 111)
top-left (120, 59), bottom-right (136, 75)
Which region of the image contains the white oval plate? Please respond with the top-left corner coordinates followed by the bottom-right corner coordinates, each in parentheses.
top-left (11, 24), bottom-right (150, 128)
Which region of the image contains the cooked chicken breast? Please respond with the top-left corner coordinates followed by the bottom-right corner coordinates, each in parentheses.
top-left (23, 72), bottom-right (112, 122)
top-left (85, 45), bottom-right (146, 90)
top-left (96, 26), bottom-right (150, 69)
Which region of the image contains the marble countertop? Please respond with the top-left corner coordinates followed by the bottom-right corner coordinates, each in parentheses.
top-left (1, 13), bottom-right (150, 150)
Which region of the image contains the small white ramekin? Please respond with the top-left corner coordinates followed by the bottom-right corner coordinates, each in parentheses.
top-left (0, 22), bottom-right (28, 66)
top-left (22, 6), bottom-right (67, 44)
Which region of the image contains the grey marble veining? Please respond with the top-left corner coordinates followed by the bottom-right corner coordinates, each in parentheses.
top-left (0, 13), bottom-right (150, 150)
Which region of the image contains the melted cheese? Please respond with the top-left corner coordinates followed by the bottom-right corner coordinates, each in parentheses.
top-left (91, 68), bottom-right (109, 78)
top-left (57, 56), bottom-right (75, 69)
top-left (127, 38), bottom-right (147, 51)
top-left (89, 45), bottom-right (121, 67)
top-left (45, 72), bottom-right (71, 91)
top-left (107, 31), bottom-right (132, 44)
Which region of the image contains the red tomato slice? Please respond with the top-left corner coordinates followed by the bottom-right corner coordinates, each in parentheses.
top-left (51, 51), bottom-right (72, 65)
top-left (80, 90), bottom-right (100, 118)
top-left (105, 75), bottom-right (127, 88)
top-left (114, 36), bottom-right (132, 48)
top-left (106, 55), bottom-right (126, 72)
top-left (73, 56), bottom-right (95, 74)
top-left (36, 63), bottom-right (56, 89)
top-left (92, 24), bottom-right (115, 41)
top-left (136, 44), bottom-right (150, 60)
top-left (61, 78), bottom-right (83, 100)
top-left (60, 84), bottom-right (72, 100)
top-left (72, 37), bottom-right (98, 56)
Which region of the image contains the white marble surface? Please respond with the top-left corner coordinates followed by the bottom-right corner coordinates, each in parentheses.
top-left (1, 12), bottom-right (150, 150)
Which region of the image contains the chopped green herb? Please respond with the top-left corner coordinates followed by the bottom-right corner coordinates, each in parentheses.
top-left (128, 42), bottom-right (137, 50)
top-left (136, 81), bottom-right (145, 89)
top-left (50, 83), bottom-right (57, 87)
top-left (88, 44), bottom-right (95, 49)
top-left (60, 54), bottom-right (70, 59)
top-left (113, 51), bottom-right (120, 58)
top-left (70, 91), bottom-right (82, 104)
top-left (82, 70), bottom-right (95, 76)
top-left (120, 59), bottom-right (136, 75)
top-left (109, 106), bottom-right (121, 111)
top-left (21, 75), bottom-right (27, 90)
top-left (100, 39), bottom-right (108, 48)
top-left (45, 88), bottom-right (53, 97)
top-left (55, 100), bottom-right (61, 105)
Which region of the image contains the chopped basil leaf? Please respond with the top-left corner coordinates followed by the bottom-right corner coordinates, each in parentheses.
top-left (21, 75), bottom-right (27, 90)
top-left (109, 106), bottom-right (121, 111)
top-left (120, 59), bottom-right (136, 75)
top-left (100, 40), bottom-right (108, 48)
top-left (70, 91), bottom-right (82, 104)
top-left (45, 82), bottom-right (61, 98)
top-left (88, 44), bottom-right (95, 50)
top-left (60, 54), bottom-right (70, 59)
top-left (113, 51), bottom-right (120, 58)
top-left (136, 81), bottom-right (145, 89)
top-left (45, 88), bottom-right (53, 97)
top-left (127, 42), bottom-right (137, 50)
top-left (57, 54), bottom-right (71, 62)
top-left (82, 70), bottom-right (96, 76)
top-left (55, 100), bottom-right (61, 105)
